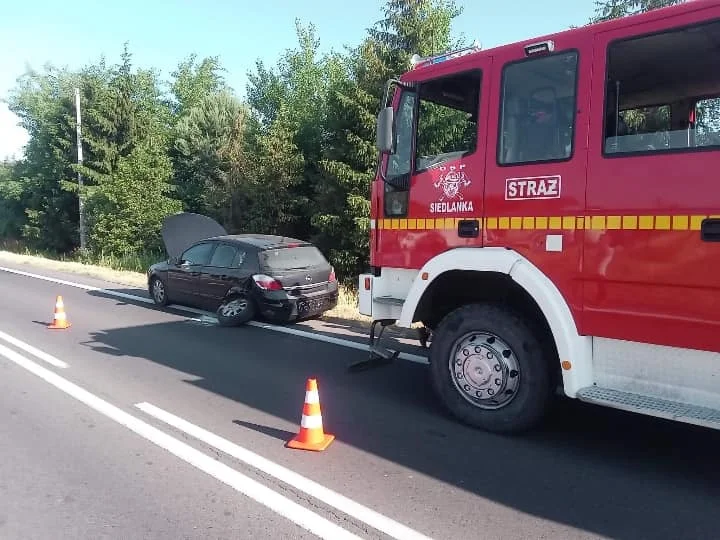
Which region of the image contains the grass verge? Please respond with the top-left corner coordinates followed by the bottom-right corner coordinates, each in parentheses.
top-left (0, 248), bottom-right (369, 322)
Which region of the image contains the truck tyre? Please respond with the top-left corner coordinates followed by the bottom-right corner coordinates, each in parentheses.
top-left (428, 302), bottom-right (552, 434)
top-left (217, 295), bottom-right (256, 327)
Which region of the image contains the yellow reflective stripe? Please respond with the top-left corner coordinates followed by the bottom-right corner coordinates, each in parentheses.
top-left (374, 215), bottom-right (715, 231)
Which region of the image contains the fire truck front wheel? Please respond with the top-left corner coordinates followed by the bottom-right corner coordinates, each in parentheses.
top-left (429, 302), bottom-right (552, 434)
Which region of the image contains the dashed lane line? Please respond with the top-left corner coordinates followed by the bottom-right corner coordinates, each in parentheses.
top-left (136, 401), bottom-right (434, 540)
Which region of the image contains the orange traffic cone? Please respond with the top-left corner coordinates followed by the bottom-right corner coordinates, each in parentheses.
top-left (286, 378), bottom-right (335, 452)
top-left (48, 295), bottom-right (71, 329)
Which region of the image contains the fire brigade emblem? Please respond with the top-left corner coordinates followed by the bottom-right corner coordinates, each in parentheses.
top-left (434, 164), bottom-right (471, 201)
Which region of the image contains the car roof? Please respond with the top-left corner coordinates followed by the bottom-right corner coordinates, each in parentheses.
top-left (207, 234), bottom-right (313, 250)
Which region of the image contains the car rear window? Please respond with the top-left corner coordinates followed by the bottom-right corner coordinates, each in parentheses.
top-left (259, 245), bottom-right (327, 270)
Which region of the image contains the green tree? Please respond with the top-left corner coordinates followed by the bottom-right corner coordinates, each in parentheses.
top-left (169, 54), bottom-right (228, 118)
top-left (234, 106), bottom-right (306, 236)
top-left (172, 90), bottom-right (249, 225)
top-left (313, 0), bottom-right (464, 282)
top-left (590, 0), bottom-right (685, 23)
top-left (85, 141), bottom-right (181, 254)
top-left (245, 19), bottom-right (345, 241)
top-left (167, 54), bottom-right (232, 214)
top-left (0, 160), bottom-right (26, 241)
top-left (5, 64), bottom-right (83, 251)
top-left (74, 44), bottom-right (179, 255)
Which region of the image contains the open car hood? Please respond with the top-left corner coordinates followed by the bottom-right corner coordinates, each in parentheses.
top-left (161, 212), bottom-right (227, 259)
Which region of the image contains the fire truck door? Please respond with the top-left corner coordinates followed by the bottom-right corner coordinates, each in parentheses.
top-left (375, 59), bottom-right (493, 270)
top-left (584, 20), bottom-right (720, 354)
top-left (482, 41), bottom-right (591, 327)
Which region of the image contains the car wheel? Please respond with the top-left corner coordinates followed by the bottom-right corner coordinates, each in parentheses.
top-left (150, 276), bottom-right (169, 306)
top-left (217, 295), bottom-right (256, 327)
top-left (429, 302), bottom-right (552, 434)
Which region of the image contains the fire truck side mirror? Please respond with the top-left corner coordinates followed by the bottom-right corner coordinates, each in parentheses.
top-left (376, 106), bottom-right (394, 153)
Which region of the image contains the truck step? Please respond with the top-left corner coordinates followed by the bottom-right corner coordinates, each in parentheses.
top-left (576, 386), bottom-right (720, 430)
top-left (374, 296), bottom-right (405, 306)
top-left (347, 346), bottom-right (399, 372)
top-left (369, 345), bottom-right (398, 361)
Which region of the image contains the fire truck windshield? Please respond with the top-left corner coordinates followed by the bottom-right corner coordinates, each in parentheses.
top-left (385, 70), bottom-right (480, 181)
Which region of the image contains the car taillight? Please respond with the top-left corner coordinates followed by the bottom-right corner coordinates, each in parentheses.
top-left (329, 267), bottom-right (336, 282)
top-left (252, 274), bottom-right (283, 291)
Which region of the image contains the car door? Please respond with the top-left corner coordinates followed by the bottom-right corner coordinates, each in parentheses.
top-left (166, 241), bottom-right (216, 306)
top-left (201, 242), bottom-right (245, 309)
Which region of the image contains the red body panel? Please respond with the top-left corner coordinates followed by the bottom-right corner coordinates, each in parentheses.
top-left (370, 0), bottom-right (720, 353)
top-left (584, 13), bottom-right (720, 353)
top-left (481, 36), bottom-right (593, 331)
top-left (372, 56), bottom-right (493, 269)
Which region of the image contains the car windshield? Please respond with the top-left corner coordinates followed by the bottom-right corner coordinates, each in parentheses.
top-left (259, 246), bottom-right (326, 271)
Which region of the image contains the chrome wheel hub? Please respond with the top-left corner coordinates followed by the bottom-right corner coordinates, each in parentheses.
top-left (152, 279), bottom-right (165, 302)
top-left (449, 332), bottom-right (520, 410)
top-left (221, 299), bottom-right (247, 318)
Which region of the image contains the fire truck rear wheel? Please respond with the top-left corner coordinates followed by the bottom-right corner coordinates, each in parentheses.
top-left (429, 302), bottom-right (552, 434)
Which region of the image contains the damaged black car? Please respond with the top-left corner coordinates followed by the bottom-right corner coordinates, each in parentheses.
top-left (147, 212), bottom-right (339, 326)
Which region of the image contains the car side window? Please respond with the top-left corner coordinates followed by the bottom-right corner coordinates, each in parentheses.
top-left (209, 244), bottom-right (238, 268)
top-left (181, 242), bottom-right (214, 265)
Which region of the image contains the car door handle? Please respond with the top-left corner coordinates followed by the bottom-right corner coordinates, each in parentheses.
top-left (701, 218), bottom-right (720, 242)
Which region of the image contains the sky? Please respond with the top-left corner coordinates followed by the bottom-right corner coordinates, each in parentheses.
top-left (0, 0), bottom-right (596, 160)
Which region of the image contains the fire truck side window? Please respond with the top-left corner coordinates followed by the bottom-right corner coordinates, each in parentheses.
top-left (497, 51), bottom-right (579, 165)
top-left (603, 19), bottom-right (720, 155)
top-left (414, 70), bottom-right (481, 173)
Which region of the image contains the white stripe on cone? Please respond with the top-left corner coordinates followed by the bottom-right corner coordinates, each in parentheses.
top-left (304, 389), bottom-right (319, 404)
top-left (300, 414), bottom-right (323, 429)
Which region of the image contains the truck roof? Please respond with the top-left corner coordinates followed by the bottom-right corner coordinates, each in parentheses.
top-left (403, 0), bottom-right (712, 79)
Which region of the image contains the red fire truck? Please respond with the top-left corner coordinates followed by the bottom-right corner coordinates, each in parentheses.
top-left (356, 0), bottom-right (720, 434)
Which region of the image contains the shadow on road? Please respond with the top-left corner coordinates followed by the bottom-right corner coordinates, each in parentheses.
top-left (80, 310), bottom-right (720, 540)
top-left (88, 288), bottom-right (425, 354)
top-left (233, 420), bottom-right (295, 442)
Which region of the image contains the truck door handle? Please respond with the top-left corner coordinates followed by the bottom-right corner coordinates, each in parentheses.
top-left (458, 219), bottom-right (480, 238)
top-left (701, 218), bottom-right (720, 242)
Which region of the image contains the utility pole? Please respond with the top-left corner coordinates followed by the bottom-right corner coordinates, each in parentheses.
top-left (74, 87), bottom-right (87, 251)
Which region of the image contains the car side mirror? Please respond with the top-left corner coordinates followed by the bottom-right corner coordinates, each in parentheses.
top-left (168, 256), bottom-right (179, 265)
top-left (376, 106), bottom-right (394, 153)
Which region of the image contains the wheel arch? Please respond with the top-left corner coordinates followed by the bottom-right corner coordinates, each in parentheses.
top-left (398, 247), bottom-right (593, 397)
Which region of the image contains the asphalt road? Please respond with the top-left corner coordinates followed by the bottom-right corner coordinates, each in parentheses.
top-left (1, 261), bottom-right (720, 540)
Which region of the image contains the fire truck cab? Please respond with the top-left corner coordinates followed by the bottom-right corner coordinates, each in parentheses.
top-left (357, 0), bottom-right (720, 434)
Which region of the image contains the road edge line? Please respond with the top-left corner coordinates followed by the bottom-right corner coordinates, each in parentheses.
top-left (0, 339), bottom-right (362, 540)
top-left (0, 265), bottom-right (429, 365)
top-left (0, 329), bottom-right (68, 368)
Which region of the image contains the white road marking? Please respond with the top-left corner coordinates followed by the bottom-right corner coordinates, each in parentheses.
top-left (0, 329), bottom-right (68, 368)
top-left (248, 320), bottom-right (429, 364)
top-left (0, 338), bottom-right (362, 540)
top-left (0, 265), bottom-right (429, 364)
top-left (136, 402), bottom-right (434, 540)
